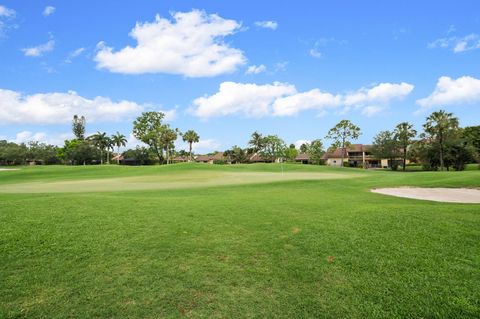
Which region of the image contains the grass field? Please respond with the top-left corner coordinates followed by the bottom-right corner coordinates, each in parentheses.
top-left (1, 164), bottom-right (479, 318)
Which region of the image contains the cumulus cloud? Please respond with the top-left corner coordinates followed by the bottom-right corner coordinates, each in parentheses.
top-left (416, 76), bottom-right (480, 112)
top-left (294, 139), bottom-right (311, 149)
top-left (95, 10), bottom-right (246, 77)
top-left (245, 64), bottom-right (266, 74)
top-left (273, 89), bottom-right (341, 116)
top-left (22, 39), bottom-right (55, 57)
top-left (191, 81), bottom-right (414, 119)
top-left (254, 20), bottom-right (278, 30)
top-left (0, 88), bottom-right (145, 124)
top-left (43, 6), bottom-right (55, 17)
top-left (191, 82), bottom-right (296, 118)
top-left (429, 34), bottom-right (480, 53)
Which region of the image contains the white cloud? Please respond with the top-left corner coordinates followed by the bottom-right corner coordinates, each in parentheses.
top-left (191, 81), bottom-right (414, 119)
top-left (14, 131), bottom-right (47, 144)
top-left (416, 76), bottom-right (480, 112)
top-left (22, 39), bottom-right (55, 57)
top-left (65, 47), bottom-right (85, 63)
top-left (274, 61), bottom-right (288, 72)
top-left (0, 5), bottom-right (16, 37)
top-left (361, 105), bottom-right (384, 117)
top-left (309, 48), bottom-right (322, 58)
top-left (191, 81), bottom-right (296, 118)
top-left (0, 5), bottom-right (15, 17)
top-left (0, 88), bottom-right (146, 124)
top-left (245, 64), bottom-right (266, 74)
top-left (43, 6), bottom-right (55, 17)
top-left (95, 10), bottom-right (246, 77)
top-left (273, 89), bottom-right (341, 116)
top-left (429, 34), bottom-right (480, 53)
top-left (254, 20), bottom-right (278, 30)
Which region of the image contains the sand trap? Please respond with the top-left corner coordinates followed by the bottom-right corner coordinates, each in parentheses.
top-left (0, 168), bottom-right (19, 171)
top-left (372, 187), bottom-right (480, 203)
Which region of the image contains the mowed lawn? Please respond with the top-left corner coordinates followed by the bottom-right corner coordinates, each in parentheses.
top-left (0, 164), bottom-right (479, 318)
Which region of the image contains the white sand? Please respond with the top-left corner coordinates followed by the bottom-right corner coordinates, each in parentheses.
top-left (372, 187), bottom-right (480, 203)
top-left (0, 168), bottom-right (19, 171)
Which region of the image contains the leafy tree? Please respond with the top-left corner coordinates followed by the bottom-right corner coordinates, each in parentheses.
top-left (26, 141), bottom-right (59, 164)
top-left (182, 130), bottom-right (200, 161)
top-left (422, 110), bottom-right (459, 171)
top-left (72, 115), bottom-right (86, 140)
top-left (260, 135), bottom-right (286, 162)
top-left (285, 144), bottom-right (298, 162)
top-left (122, 146), bottom-right (155, 165)
top-left (462, 125), bottom-right (480, 161)
top-left (325, 120), bottom-right (361, 167)
top-left (394, 122), bottom-right (417, 171)
top-left (308, 139), bottom-right (324, 165)
top-left (59, 139), bottom-right (98, 165)
top-left (249, 131), bottom-right (265, 153)
top-left (372, 130), bottom-right (400, 170)
top-left (88, 132), bottom-right (109, 164)
top-left (132, 112), bottom-right (167, 164)
top-left (0, 140), bottom-right (27, 165)
top-left (299, 143), bottom-right (309, 154)
top-left (224, 146), bottom-right (247, 164)
top-left (112, 132), bottom-right (127, 164)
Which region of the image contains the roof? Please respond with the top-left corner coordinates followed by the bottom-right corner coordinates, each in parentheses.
top-left (172, 156), bottom-right (188, 162)
top-left (295, 153), bottom-right (310, 160)
top-left (249, 153), bottom-right (268, 162)
top-left (195, 151), bottom-right (225, 162)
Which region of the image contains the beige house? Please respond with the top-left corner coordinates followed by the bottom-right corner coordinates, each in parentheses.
top-left (195, 152), bottom-right (226, 164)
top-left (322, 144), bottom-right (408, 169)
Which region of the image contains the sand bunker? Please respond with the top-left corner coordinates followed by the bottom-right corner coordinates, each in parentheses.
top-left (0, 168), bottom-right (19, 171)
top-left (371, 187), bottom-right (480, 203)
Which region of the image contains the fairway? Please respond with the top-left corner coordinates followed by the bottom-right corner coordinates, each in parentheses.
top-left (1, 164), bottom-right (480, 318)
top-left (0, 170), bottom-right (359, 193)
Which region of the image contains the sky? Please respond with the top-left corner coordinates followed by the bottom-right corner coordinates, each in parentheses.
top-left (0, 0), bottom-right (479, 153)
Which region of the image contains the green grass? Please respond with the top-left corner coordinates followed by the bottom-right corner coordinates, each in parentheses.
top-left (1, 164), bottom-right (479, 318)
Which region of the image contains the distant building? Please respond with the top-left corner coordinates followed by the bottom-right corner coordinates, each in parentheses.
top-left (195, 152), bottom-right (226, 164)
top-left (322, 144), bottom-right (407, 168)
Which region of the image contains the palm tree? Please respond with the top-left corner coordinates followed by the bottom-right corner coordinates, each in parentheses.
top-left (161, 127), bottom-right (178, 164)
top-left (88, 132), bottom-right (109, 164)
top-left (248, 131), bottom-right (264, 153)
top-left (112, 132), bottom-right (127, 164)
top-left (423, 110), bottom-right (459, 171)
top-left (182, 130), bottom-right (200, 161)
top-left (394, 122), bottom-right (417, 171)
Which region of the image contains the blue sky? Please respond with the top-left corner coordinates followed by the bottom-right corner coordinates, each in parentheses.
top-left (1, 0), bottom-right (479, 152)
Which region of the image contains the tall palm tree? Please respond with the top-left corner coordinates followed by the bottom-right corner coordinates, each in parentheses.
top-left (394, 122), bottom-right (417, 171)
top-left (423, 110), bottom-right (459, 171)
top-left (88, 132), bottom-right (109, 164)
top-left (182, 130), bottom-right (200, 161)
top-left (112, 132), bottom-right (127, 164)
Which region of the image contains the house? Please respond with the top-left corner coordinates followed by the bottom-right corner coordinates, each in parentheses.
top-left (172, 156), bottom-right (189, 163)
top-left (294, 153), bottom-right (310, 164)
top-left (322, 144), bottom-right (408, 168)
top-left (195, 152), bottom-right (226, 164)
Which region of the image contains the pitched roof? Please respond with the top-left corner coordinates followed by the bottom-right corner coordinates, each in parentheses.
top-left (195, 152), bottom-right (225, 162)
top-left (295, 153), bottom-right (310, 160)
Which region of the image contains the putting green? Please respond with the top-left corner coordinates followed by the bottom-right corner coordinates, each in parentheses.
top-left (0, 171), bottom-right (360, 193)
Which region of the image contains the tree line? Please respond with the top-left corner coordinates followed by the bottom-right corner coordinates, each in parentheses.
top-left (0, 109), bottom-right (478, 170)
